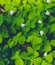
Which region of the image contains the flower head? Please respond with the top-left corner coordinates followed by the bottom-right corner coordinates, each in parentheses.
top-left (38, 20), bottom-right (42, 23)
top-left (45, 11), bottom-right (50, 16)
top-left (10, 10), bottom-right (14, 15)
top-left (44, 52), bottom-right (47, 56)
top-left (46, 0), bottom-right (50, 3)
top-left (21, 23), bottom-right (26, 27)
top-left (40, 30), bottom-right (44, 36)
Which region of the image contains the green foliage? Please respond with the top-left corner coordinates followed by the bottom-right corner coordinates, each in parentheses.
top-left (27, 35), bottom-right (33, 42)
top-left (0, 60), bottom-right (5, 65)
top-left (27, 35), bottom-right (42, 45)
top-left (50, 40), bottom-right (55, 46)
top-left (31, 36), bottom-right (42, 45)
top-left (16, 17), bottom-right (24, 27)
top-left (50, 24), bottom-right (55, 32)
top-left (24, 4), bottom-right (31, 11)
top-left (43, 44), bottom-right (52, 52)
top-left (49, 16), bottom-right (55, 22)
top-left (0, 35), bottom-right (3, 44)
top-left (15, 57), bottom-right (24, 65)
top-left (41, 60), bottom-right (52, 65)
top-left (0, 0), bottom-right (55, 65)
top-left (0, 14), bottom-right (3, 26)
top-left (28, 0), bottom-right (34, 4)
top-left (27, 46), bottom-right (33, 54)
top-left (51, 51), bottom-right (55, 58)
top-left (45, 54), bottom-right (53, 63)
top-left (18, 36), bottom-right (26, 45)
top-left (22, 0), bottom-right (27, 5)
top-left (11, 51), bottom-right (24, 65)
top-left (2, 29), bottom-right (9, 38)
top-left (8, 39), bottom-right (14, 48)
top-left (20, 52), bottom-right (28, 59)
top-left (11, 51), bottom-right (19, 59)
top-left (41, 60), bottom-right (47, 65)
top-left (32, 44), bottom-right (41, 50)
top-left (34, 57), bottom-right (42, 65)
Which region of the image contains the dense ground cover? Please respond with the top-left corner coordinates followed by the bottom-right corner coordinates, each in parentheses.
top-left (0, 0), bottom-right (55, 65)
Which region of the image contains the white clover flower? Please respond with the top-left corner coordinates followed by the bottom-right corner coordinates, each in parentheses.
top-left (40, 30), bottom-right (44, 36)
top-left (10, 10), bottom-right (14, 15)
top-left (38, 20), bottom-right (42, 23)
top-left (44, 52), bottom-right (47, 56)
top-left (45, 11), bottom-right (50, 16)
top-left (46, 0), bottom-right (50, 3)
top-left (21, 23), bottom-right (26, 27)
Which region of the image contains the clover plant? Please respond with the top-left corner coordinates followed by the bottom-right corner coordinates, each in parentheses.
top-left (0, 0), bottom-right (55, 65)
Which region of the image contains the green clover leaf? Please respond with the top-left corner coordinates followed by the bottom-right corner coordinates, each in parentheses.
top-left (50, 40), bottom-right (55, 46)
top-left (15, 57), bottom-right (24, 65)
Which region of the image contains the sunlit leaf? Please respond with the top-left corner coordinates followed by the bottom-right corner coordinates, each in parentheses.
top-left (15, 57), bottom-right (24, 65)
top-left (50, 40), bottom-right (55, 46)
top-left (45, 54), bottom-right (53, 63)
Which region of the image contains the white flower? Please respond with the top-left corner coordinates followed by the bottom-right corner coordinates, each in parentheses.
top-left (40, 30), bottom-right (44, 36)
top-left (10, 10), bottom-right (14, 15)
top-left (38, 20), bottom-right (42, 23)
top-left (45, 11), bottom-right (50, 15)
top-left (46, 0), bottom-right (50, 3)
top-left (44, 52), bottom-right (47, 56)
top-left (21, 23), bottom-right (26, 27)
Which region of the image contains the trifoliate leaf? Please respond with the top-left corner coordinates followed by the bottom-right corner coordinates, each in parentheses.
top-left (44, 44), bottom-right (51, 52)
top-left (50, 24), bottom-right (55, 32)
top-left (51, 51), bottom-right (55, 58)
top-left (27, 35), bottom-right (33, 42)
top-left (28, 51), bottom-right (39, 59)
top-left (17, 32), bottom-right (22, 38)
top-left (31, 36), bottom-right (42, 45)
top-left (32, 44), bottom-right (41, 50)
top-left (18, 36), bottom-right (26, 45)
top-left (3, 45), bottom-right (8, 49)
top-left (23, 26), bottom-right (30, 32)
top-left (41, 60), bottom-right (47, 65)
top-left (20, 52), bottom-right (28, 59)
top-left (35, 57), bottom-right (42, 63)
top-left (27, 46), bottom-right (33, 54)
top-left (33, 51), bottom-right (39, 58)
top-left (41, 60), bottom-right (52, 65)
top-left (15, 57), bottom-right (24, 65)
top-left (8, 39), bottom-right (14, 48)
top-left (50, 40), bottom-right (55, 46)
top-left (11, 51), bottom-right (19, 60)
top-left (34, 60), bottom-right (40, 65)
top-left (45, 54), bottom-right (53, 63)
top-left (30, 22), bottom-right (35, 28)
top-left (28, 11), bottom-right (37, 20)
top-left (34, 57), bottom-right (42, 65)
